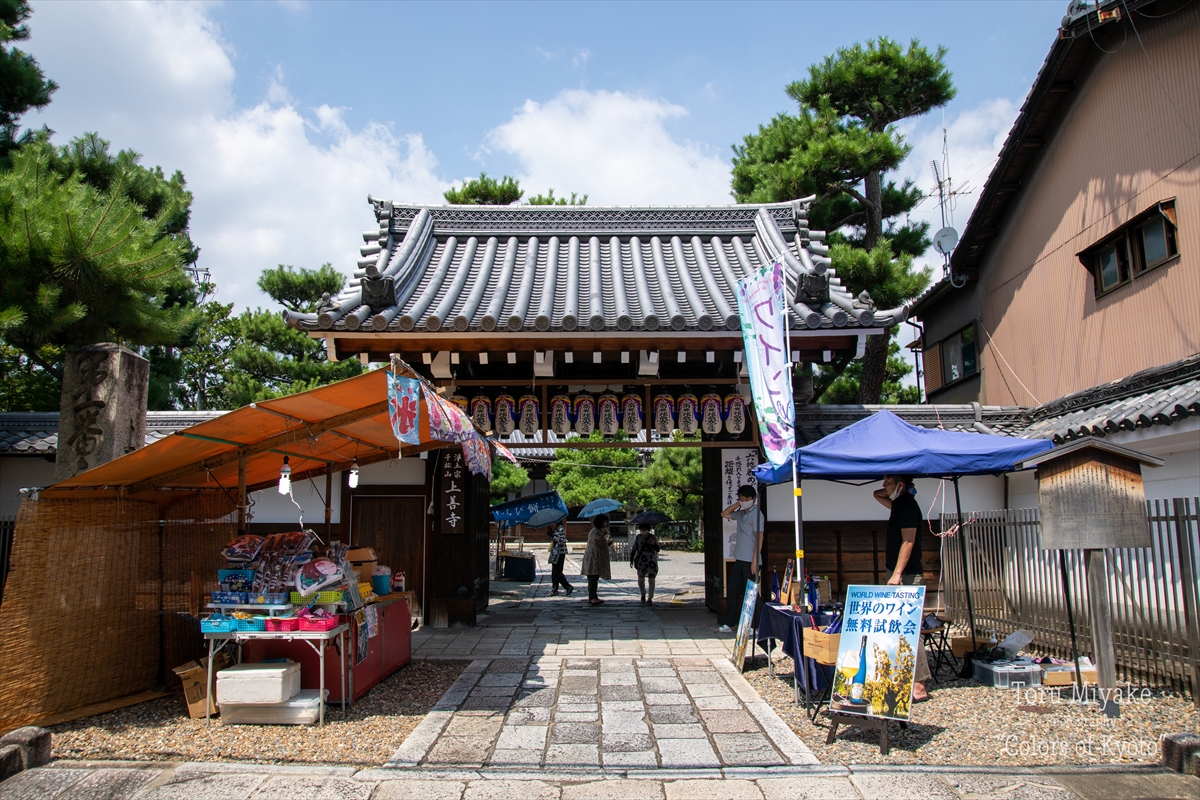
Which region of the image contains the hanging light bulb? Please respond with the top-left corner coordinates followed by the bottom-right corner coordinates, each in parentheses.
top-left (348, 458), bottom-right (360, 489)
top-left (278, 455), bottom-right (291, 495)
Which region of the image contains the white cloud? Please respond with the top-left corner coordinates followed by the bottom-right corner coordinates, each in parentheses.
top-left (27, 0), bottom-right (448, 311)
top-left (488, 89), bottom-right (731, 205)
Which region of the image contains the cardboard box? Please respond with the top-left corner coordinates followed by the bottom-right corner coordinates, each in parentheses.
top-left (172, 651), bottom-right (232, 719)
top-left (348, 546), bottom-right (378, 583)
top-left (951, 636), bottom-right (987, 658)
top-left (1041, 664), bottom-right (1098, 686)
top-left (802, 628), bottom-right (841, 665)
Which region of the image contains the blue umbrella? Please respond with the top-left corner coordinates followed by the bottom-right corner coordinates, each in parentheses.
top-left (578, 498), bottom-right (623, 519)
top-left (526, 507), bottom-right (568, 529)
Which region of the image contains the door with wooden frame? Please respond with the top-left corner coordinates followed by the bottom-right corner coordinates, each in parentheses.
top-left (351, 494), bottom-right (425, 617)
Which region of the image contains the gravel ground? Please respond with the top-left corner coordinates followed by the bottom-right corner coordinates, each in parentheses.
top-left (49, 660), bottom-right (469, 767)
top-left (745, 656), bottom-right (1200, 766)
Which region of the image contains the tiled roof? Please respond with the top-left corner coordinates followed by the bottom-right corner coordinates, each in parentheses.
top-left (797, 404), bottom-right (1029, 445)
top-left (283, 199), bottom-right (908, 335)
top-left (0, 411), bottom-right (226, 455)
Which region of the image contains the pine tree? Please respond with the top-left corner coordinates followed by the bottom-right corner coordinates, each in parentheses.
top-left (0, 0), bottom-right (56, 163)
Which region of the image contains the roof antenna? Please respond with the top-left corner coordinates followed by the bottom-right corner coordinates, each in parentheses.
top-left (930, 128), bottom-right (968, 289)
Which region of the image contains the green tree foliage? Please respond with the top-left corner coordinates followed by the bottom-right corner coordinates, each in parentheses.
top-left (443, 173), bottom-right (523, 205)
top-left (817, 330), bottom-right (919, 405)
top-left (489, 457), bottom-right (530, 502)
top-left (526, 189), bottom-right (588, 206)
top-left (546, 431), bottom-right (643, 508)
top-left (218, 265), bottom-right (362, 407)
top-left (173, 299), bottom-right (236, 411)
top-left (637, 446), bottom-right (702, 523)
top-left (0, 341), bottom-right (58, 410)
top-left (0, 0), bottom-right (56, 162)
top-left (0, 142), bottom-right (199, 377)
top-left (732, 37), bottom-right (951, 402)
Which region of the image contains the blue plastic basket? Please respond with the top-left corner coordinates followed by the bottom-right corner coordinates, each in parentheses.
top-left (201, 616), bottom-right (238, 633)
top-left (210, 591), bottom-right (246, 605)
top-left (248, 592), bottom-right (288, 606)
top-left (236, 616), bottom-right (267, 631)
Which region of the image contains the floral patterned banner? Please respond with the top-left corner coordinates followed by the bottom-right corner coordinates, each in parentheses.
top-left (736, 258), bottom-right (795, 466)
top-left (492, 440), bottom-right (520, 465)
top-left (387, 372), bottom-right (421, 446)
top-left (425, 386), bottom-right (475, 443)
top-left (462, 434), bottom-right (492, 480)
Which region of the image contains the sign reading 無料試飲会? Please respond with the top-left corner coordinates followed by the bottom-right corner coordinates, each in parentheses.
top-left (831, 584), bottom-right (926, 722)
top-left (721, 449), bottom-right (758, 559)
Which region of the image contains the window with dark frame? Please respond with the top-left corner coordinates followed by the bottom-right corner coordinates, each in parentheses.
top-left (940, 324), bottom-right (977, 387)
top-left (1081, 200), bottom-right (1178, 296)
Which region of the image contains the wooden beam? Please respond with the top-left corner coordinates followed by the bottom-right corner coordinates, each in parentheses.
top-left (438, 377), bottom-right (749, 387)
top-left (130, 400), bottom-right (390, 492)
top-left (502, 440), bottom-right (747, 450)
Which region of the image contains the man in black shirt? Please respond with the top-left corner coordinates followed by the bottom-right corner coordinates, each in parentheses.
top-left (873, 474), bottom-right (931, 701)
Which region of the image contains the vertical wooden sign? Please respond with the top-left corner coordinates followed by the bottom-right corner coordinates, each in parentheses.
top-left (440, 450), bottom-right (466, 535)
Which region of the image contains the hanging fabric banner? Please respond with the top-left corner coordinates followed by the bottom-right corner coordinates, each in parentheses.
top-left (462, 434), bottom-right (492, 480)
top-left (494, 394), bottom-right (516, 436)
top-left (735, 259), bottom-right (795, 466)
top-left (518, 394), bottom-right (540, 437)
top-left (492, 439), bottom-right (519, 465)
top-left (387, 372), bottom-right (421, 446)
top-left (425, 387), bottom-right (474, 442)
top-left (700, 392), bottom-right (724, 436)
top-left (724, 393), bottom-right (747, 435)
top-left (621, 395), bottom-right (643, 437)
top-left (653, 393), bottom-right (675, 436)
top-left (597, 392), bottom-right (620, 437)
top-left (549, 394), bottom-right (572, 437)
top-left (677, 392), bottom-right (699, 435)
top-left (469, 395), bottom-right (492, 432)
top-left (574, 394), bottom-right (596, 436)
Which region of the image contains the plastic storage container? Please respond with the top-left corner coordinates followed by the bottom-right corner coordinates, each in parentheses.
top-left (216, 661), bottom-right (301, 704)
top-left (220, 689), bottom-right (327, 725)
top-left (973, 659), bottom-right (1043, 688)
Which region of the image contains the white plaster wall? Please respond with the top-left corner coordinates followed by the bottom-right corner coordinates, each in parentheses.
top-left (0, 456), bottom-right (57, 518)
top-left (357, 456), bottom-right (426, 486)
top-left (249, 479), bottom-right (340, 526)
top-left (765, 474), bottom-right (1006, 523)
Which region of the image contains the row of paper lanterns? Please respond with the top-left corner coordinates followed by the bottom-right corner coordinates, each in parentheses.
top-left (451, 392), bottom-right (748, 438)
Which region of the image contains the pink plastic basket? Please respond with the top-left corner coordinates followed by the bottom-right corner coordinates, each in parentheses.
top-left (299, 615), bottom-right (340, 632)
top-left (265, 617), bottom-right (300, 632)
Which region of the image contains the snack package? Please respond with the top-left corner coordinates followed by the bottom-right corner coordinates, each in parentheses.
top-left (222, 534), bottom-right (265, 562)
top-left (295, 558), bottom-right (343, 596)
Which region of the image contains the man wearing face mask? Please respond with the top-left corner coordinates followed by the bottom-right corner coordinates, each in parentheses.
top-left (717, 485), bottom-right (764, 633)
top-left (874, 474), bottom-right (932, 701)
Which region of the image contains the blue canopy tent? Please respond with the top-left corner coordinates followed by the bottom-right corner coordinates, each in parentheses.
top-left (754, 410), bottom-right (1053, 645)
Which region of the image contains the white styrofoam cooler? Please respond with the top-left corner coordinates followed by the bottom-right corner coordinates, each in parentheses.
top-left (220, 689), bottom-right (327, 725)
top-left (973, 658), bottom-right (1043, 689)
top-left (216, 661), bottom-right (301, 705)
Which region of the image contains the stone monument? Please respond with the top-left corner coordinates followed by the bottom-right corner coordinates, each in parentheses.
top-left (55, 344), bottom-right (150, 482)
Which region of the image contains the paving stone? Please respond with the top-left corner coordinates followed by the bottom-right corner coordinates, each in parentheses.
top-left (602, 733), bottom-right (654, 752)
top-left (556, 702), bottom-right (598, 713)
top-left (371, 779), bottom-right (468, 800)
top-left (599, 751), bottom-right (659, 768)
top-left (692, 694), bottom-right (741, 710)
top-left (637, 668), bottom-right (676, 678)
top-left (561, 779), bottom-right (663, 800)
top-left (636, 659), bottom-right (671, 668)
top-left (138, 772), bottom-right (266, 800)
top-left (600, 685), bottom-right (642, 702)
top-left (488, 658), bottom-right (532, 671)
top-left (686, 683), bottom-right (734, 698)
top-left (470, 686), bottom-right (519, 698)
top-left (600, 712), bottom-right (649, 735)
top-left (488, 748), bottom-right (543, 767)
top-left (0, 768), bottom-right (87, 800)
top-left (551, 723), bottom-right (600, 744)
top-left (939, 774), bottom-right (1075, 800)
top-left (444, 715), bottom-right (505, 737)
top-left (848, 773), bottom-right (958, 800)
top-left (601, 701), bottom-right (645, 712)
top-left (249, 776), bottom-right (372, 800)
top-left (556, 711), bottom-right (598, 722)
top-left (463, 779), bottom-right (559, 800)
top-left (53, 768), bottom-right (159, 800)
top-left (699, 709), bottom-right (758, 733)
top-left (713, 733), bottom-right (783, 766)
top-left (559, 676), bottom-right (598, 693)
top-left (506, 707), bottom-right (552, 725)
top-left (651, 723), bottom-right (708, 739)
top-left (656, 737), bottom-right (721, 768)
top-left (544, 743), bottom-right (601, 767)
top-left (0, 747), bottom-right (20, 784)
top-left (755, 777), bottom-right (861, 800)
top-left (495, 725), bottom-right (549, 750)
top-left (459, 696), bottom-right (514, 712)
top-left (648, 706), bottom-right (697, 724)
top-left (664, 779), bottom-right (763, 800)
top-left (643, 692), bottom-right (690, 706)
top-left (477, 673), bottom-right (524, 687)
top-left (0, 728), bottom-right (51, 770)
top-left (513, 688), bottom-right (557, 708)
top-left (565, 659), bottom-right (599, 669)
top-left (678, 671), bottom-right (724, 683)
top-left (425, 735), bottom-right (494, 766)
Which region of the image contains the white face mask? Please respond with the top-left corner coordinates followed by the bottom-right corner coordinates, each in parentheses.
top-left (888, 483), bottom-right (904, 501)
top-left (740, 500), bottom-right (754, 510)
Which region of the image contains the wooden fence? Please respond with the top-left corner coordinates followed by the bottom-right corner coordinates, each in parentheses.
top-left (940, 498), bottom-right (1199, 699)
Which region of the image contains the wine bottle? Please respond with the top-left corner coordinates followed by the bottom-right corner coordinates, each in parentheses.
top-left (771, 568), bottom-right (780, 603)
top-left (850, 634), bottom-right (868, 704)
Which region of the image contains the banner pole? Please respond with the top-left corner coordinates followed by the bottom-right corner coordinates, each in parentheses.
top-left (783, 271), bottom-right (803, 590)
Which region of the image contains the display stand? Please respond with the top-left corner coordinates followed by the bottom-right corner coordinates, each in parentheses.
top-left (826, 710), bottom-right (907, 756)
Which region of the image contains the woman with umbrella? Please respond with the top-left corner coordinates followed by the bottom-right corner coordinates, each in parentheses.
top-left (628, 511), bottom-right (668, 605)
top-left (580, 514), bottom-right (613, 605)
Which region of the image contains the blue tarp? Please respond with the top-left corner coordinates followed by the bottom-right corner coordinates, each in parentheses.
top-left (754, 409), bottom-right (1053, 484)
top-left (490, 490), bottom-right (568, 524)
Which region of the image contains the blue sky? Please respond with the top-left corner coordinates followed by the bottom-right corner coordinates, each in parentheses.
top-left (27, 1), bottom-right (1065, 311)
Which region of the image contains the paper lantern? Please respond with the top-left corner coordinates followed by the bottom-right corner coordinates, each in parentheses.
top-left (653, 393), bottom-right (675, 436)
top-left (518, 394), bottom-right (540, 437)
top-left (700, 392), bottom-right (723, 435)
top-left (494, 394), bottom-right (516, 436)
top-left (677, 392), bottom-right (699, 435)
top-left (724, 393), bottom-right (747, 436)
top-left (449, 393), bottom-right (469, 413)
top-left (469, 395), bottom-right (492, 432)
top-left (574, 394), bottom-right (596, 436)
top-left (597, 393), bottom-right (620, 437)
top-left (621, 395), bottom-right (643, 437)
top-left (549, 394), bottom-right (572, 437)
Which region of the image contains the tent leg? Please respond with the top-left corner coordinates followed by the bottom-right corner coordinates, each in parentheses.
top-left (953, 477), bottom-right (977, 644)
top-left (1059, 549), bottom-right (1083, 688)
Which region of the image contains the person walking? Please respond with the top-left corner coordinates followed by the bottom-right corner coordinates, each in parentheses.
top-left (718, 485), bottom-right (763, 633)
top-left (873, 474), bottom-right (933, 702)
top-left (548, 524), bottom-right (574, 596)
top-left (630, 527), bottom-right (661, 605)
top-left (580, 514), bottom-right (613, 606)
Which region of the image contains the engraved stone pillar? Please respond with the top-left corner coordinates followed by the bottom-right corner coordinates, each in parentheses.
top-left (55, 344), bottom-right (150, 482)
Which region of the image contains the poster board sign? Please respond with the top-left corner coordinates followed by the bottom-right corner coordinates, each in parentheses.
top-left (780, 558), bottom-right (795, 601)
top-left (731, 577), bottom-right (760, 671)
top-left (830, 584), bottom-right (925, 721)
top-left (721, 449), bottom-right (759, 559)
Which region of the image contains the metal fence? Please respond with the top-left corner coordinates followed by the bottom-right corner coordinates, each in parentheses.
top-left (940, 498), bottom-right (1199, 699)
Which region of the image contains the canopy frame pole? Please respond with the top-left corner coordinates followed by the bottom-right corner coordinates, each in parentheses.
top-left (237, 458), bottom-right (247, 534)
top-left (952, 476), bottom-right (977, 644)
top-left (325, 468), bottom-right (333, 541)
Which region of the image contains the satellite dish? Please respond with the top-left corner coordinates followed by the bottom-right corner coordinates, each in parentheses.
top-left (933, 227), bottom-right (959, 256)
